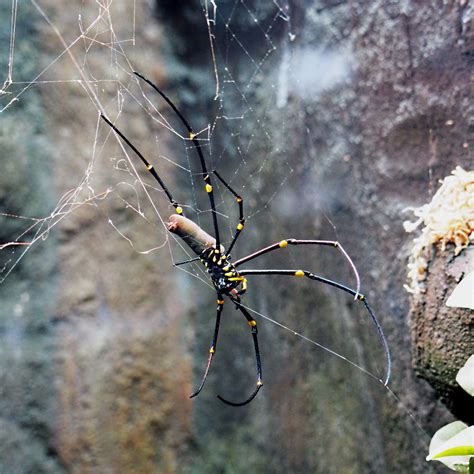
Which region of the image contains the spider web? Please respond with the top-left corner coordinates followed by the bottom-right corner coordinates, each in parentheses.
top-left (0, 0), bottom-right (440, 470)
top-left (0, 1), bottom-right (294, 282)
top-left (0, 0), bottom-right (390, 386)
top-left (0, 1), bottom-right (429, 461)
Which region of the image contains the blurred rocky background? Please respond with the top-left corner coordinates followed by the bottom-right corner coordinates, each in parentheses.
top-left (0, 1), bottom-right (472, 473)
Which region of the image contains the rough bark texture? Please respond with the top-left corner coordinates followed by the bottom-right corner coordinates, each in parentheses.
top-left (410, 244), bottom-right (474, 424)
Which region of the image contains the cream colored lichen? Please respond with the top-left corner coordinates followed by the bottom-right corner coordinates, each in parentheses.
top-left (403, 166), bottom-right (474, 294)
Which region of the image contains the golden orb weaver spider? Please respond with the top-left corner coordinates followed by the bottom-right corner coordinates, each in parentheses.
top-left (101, 71), bottom-right (391, 407)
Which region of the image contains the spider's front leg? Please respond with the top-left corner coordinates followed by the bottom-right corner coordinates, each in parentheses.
top-left (100, 114), bottom-right (184, 216)
top-left (234, 238), bottom-right (361, 299)
top-left (212, 170), bottom-right (245, 256)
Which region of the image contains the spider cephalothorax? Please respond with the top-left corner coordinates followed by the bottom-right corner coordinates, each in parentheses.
top-left (100, 71), bottom-right (391, 407)
top-left (200, 247), bottom-right (247, 295)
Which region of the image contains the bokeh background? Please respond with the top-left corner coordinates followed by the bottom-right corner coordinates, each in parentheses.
top-left (0, 1), bottom-right (472, 473)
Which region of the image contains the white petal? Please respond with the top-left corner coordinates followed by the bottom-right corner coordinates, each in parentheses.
top-left (456, 355), bottom-right (474, 397)
top-left (446, 271), bottom-right (474, 310)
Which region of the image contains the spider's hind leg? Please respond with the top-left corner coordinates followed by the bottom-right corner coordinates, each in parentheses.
top-left (190, 294), bottom-right (225, 399)
top-left (217, 298), bottom-right (263, 407)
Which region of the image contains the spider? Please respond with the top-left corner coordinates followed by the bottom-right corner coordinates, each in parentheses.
top-left (100, 71), bottom-right (391, 407)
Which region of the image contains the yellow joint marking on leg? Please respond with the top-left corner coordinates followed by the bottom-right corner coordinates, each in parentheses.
top-left (236, 197), bottom-right (243, 203)
top-left (209, 347), bottom-right (215, 354)
top-left (257, 380), bottom-right (263, 387)
top-left (176, 206), bottom-right (183, 214)
top-left (358, 294), bottom-right (366, 301)
top-left (229, 276), bottom-right (244, 282)
top-left (223, 265), bottom-right (230, 271)
top-left (206, 184), bottom-right (213, 193)
top-left (294, 270), bottom-right (305, 277)
top-left (224, 271), bottom-right (234, 277)
top-left (217, 299), bottom-right (224, 305)
top-left (236, 223), bottom-right (244, 231)
top-left (279, 240), bottom-right (288, 248)
top-left (189, 131), bottom-right (196, 140)
top-left (248, 320), bottom-right (257, 327)
top-left (146, 164), bottom-right (153, 171)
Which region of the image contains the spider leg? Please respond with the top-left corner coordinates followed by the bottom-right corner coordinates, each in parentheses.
top-left (239, 269), bottom-right (392, 386)
top-left (212, 170), bottom-right (244, 256)
top-left (190, 294), bottom-right (225, 399)
top-left (234, 239), bottom-right (361, 299)
top-left (173, 256), bottom-right (201, 266)
top-left (133, 71), bottom-right (221, 249)
top-left (100, 114), bottom-right (184, 216)
top-left (217, 298), bottom-right (263, 407)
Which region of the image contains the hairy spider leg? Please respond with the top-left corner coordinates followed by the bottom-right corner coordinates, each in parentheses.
top-left (234, 238), bottom-right (361, 299)
top-left (212, 170), bottom-right (245, 256)
top-left (190, 294), bottom-right (225, 398)
top-left (217, 298), bottom-right (263, 407)
top-left (133, 71), bottom-right (220, 249)
top-left (239, 268), bottom-right (392, 386)
top-left (100, 114), bottom-right (184, 215)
